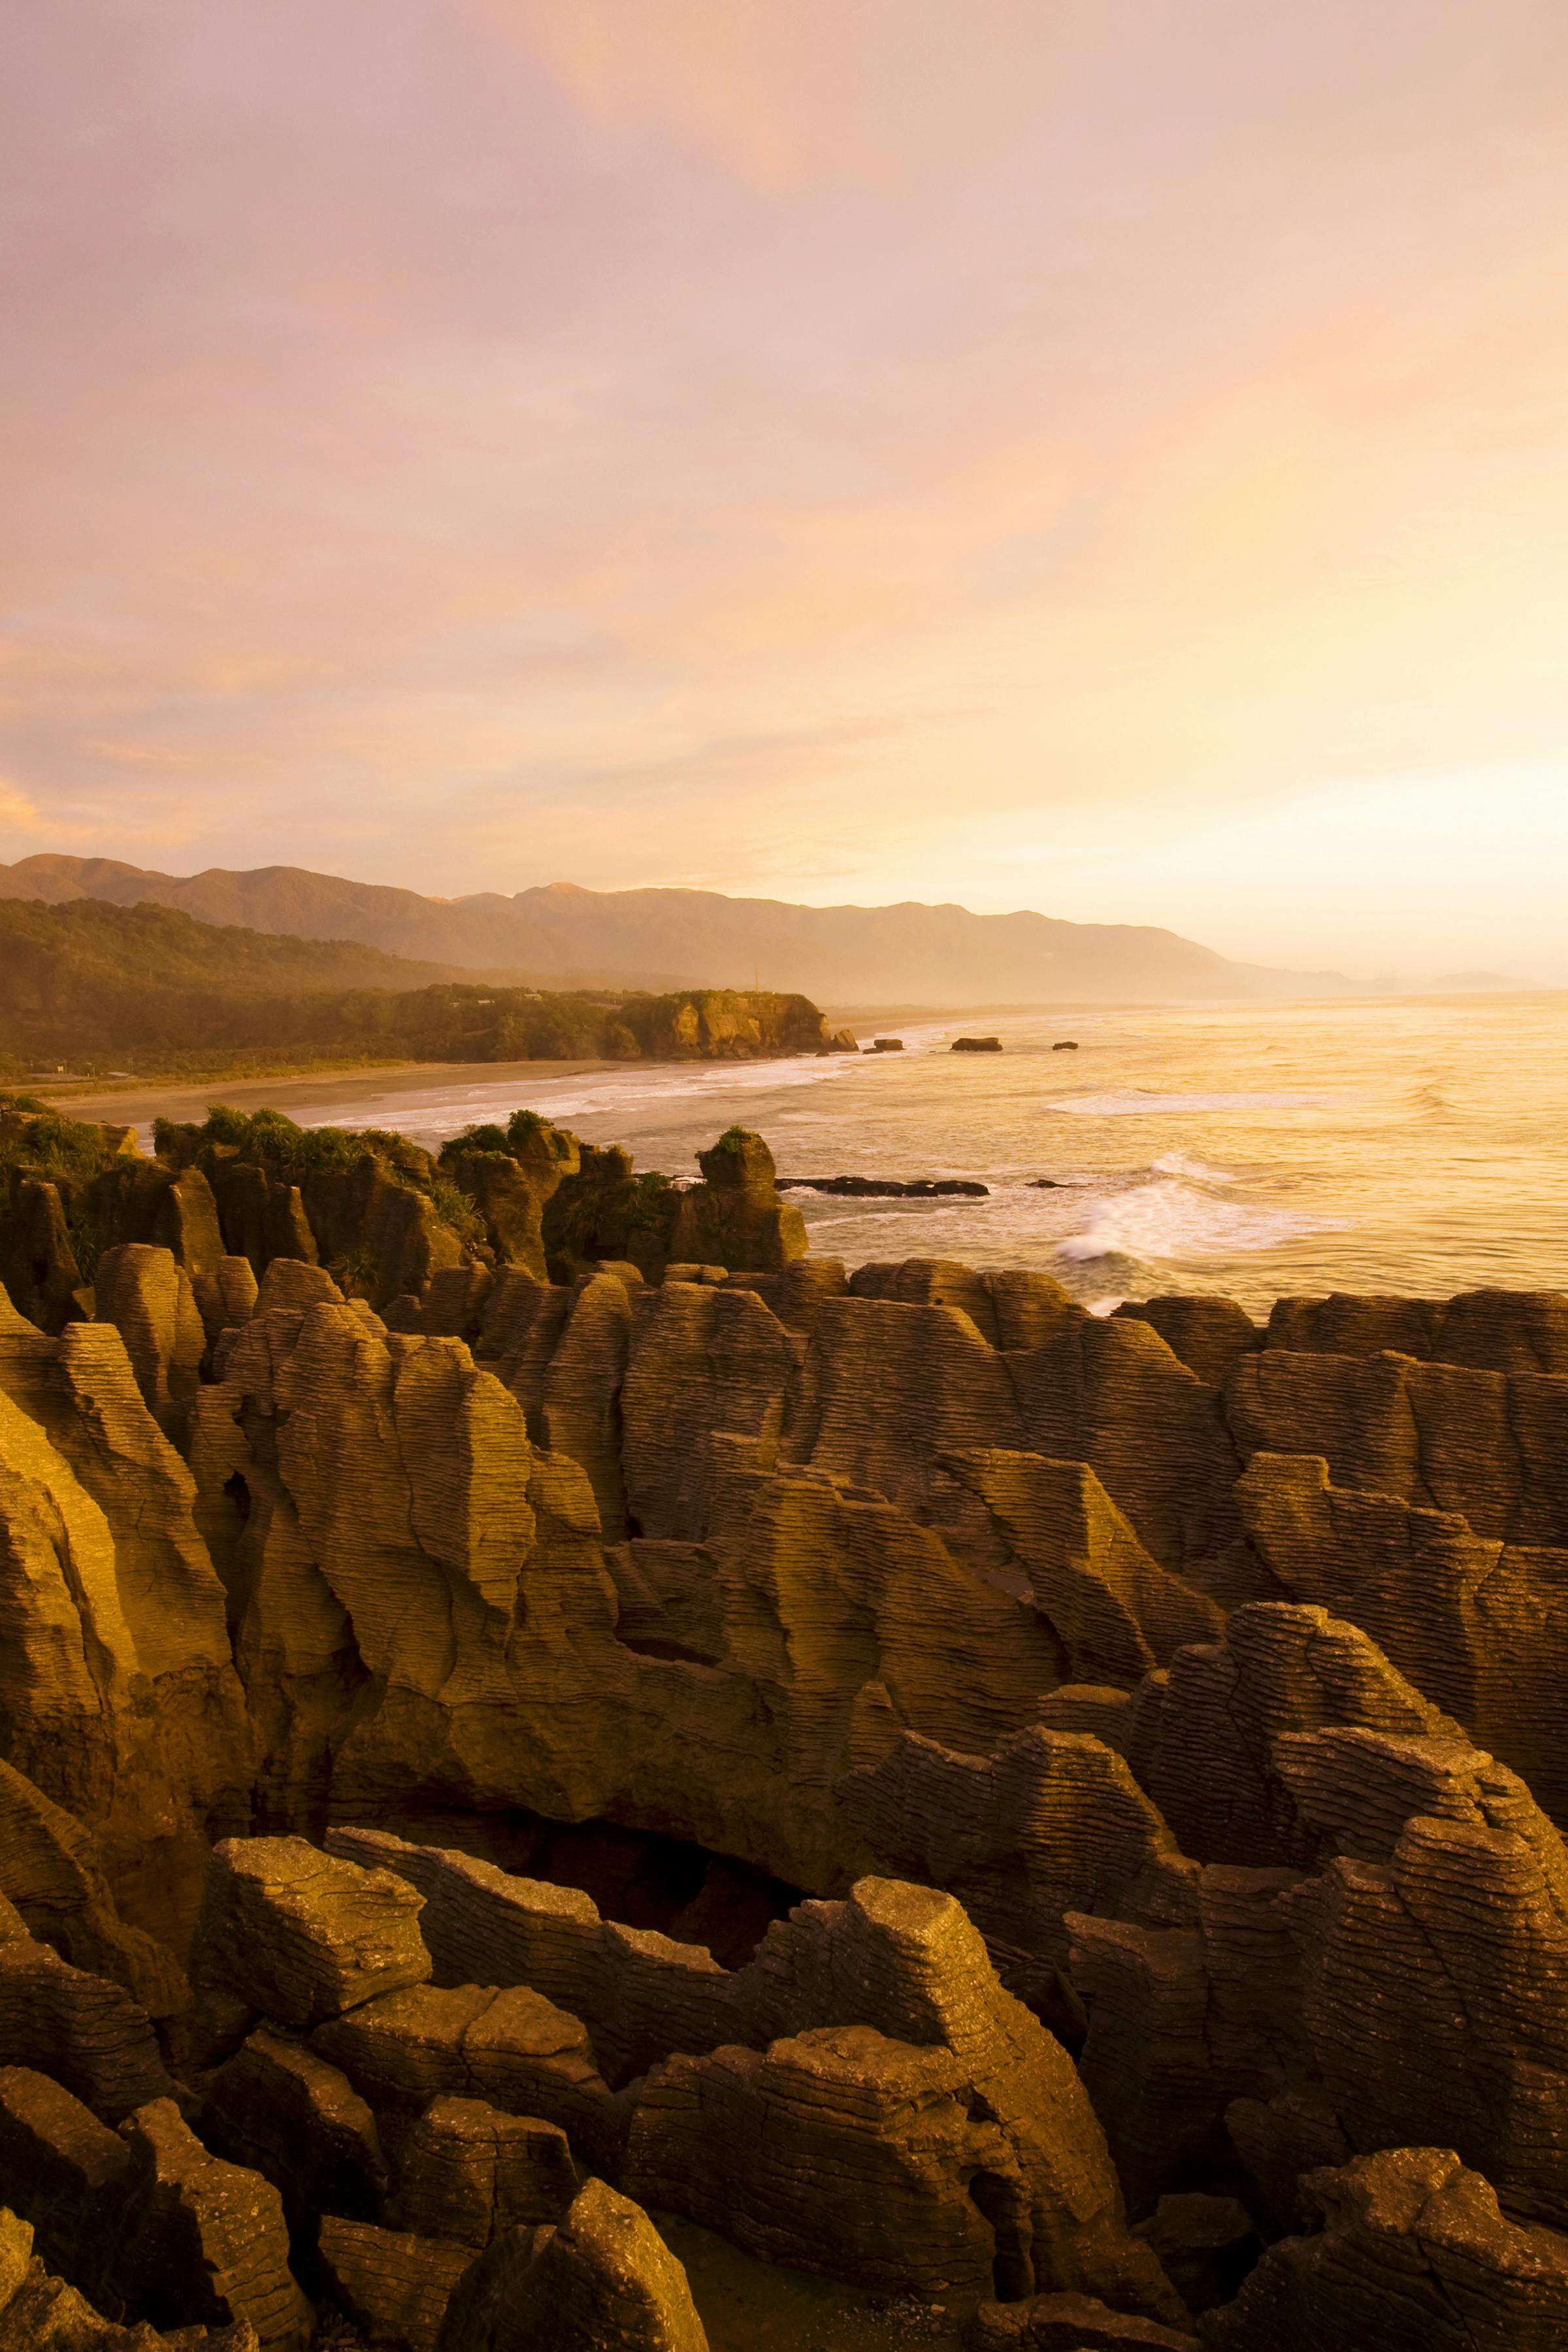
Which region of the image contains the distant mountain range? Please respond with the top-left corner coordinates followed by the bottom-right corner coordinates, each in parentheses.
top-left (0, 853), bottom-right (1347, 1004)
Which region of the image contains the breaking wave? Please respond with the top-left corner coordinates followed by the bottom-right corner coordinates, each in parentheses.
top-left (1054, 1175), bottom-right (1344, 1265)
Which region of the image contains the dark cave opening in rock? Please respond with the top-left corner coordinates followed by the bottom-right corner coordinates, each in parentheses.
top-left (358, 1806), bottom-right (805, 1970)
top-left (968, 2168), bottom-right (1035, 2302)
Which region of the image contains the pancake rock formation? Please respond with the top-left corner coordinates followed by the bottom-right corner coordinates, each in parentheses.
top-left (0, 1095), bottom-right (1565, 2338)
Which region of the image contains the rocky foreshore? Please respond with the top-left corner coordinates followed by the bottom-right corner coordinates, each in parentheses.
top-left (776, 1175), bottom-right (990, 1198)
top-left (0, 1091), bottom-right (1563, 2345)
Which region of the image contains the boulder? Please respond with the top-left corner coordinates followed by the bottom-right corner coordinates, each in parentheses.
top-left (189, 1840), bottom-right (431, 2029)
top-left (312, 1982), bottom-right (622, 2175)
top-left (666, 1131), bottom-right (806, 1274)
top-left (435, 2178), bottom-right (708, 2352)
top-left (325, 1829), bottom-right (742, 2089)
top-left (0, 1936), bottom-right (173, 2121)
top-left (93, 2099), bottom-right (309, 2349)
top-left (0, 2065), bottom-right (130, 2281)
top-left (385, 2097), bottom-right (577, 2246)
top-left (316, 2219), bottom-right (474, 2352)
top-left (201, 2026), bottom-right (389, 2227)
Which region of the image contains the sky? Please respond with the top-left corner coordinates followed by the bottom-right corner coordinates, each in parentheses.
top-left (3, 1), bottom-right (1568, 980)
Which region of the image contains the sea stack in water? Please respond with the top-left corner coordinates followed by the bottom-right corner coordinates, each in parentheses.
top-left (951, 1035), bottom-right (1004, 1052)
top-left (0, 1094), bottom-right (1564, 2343)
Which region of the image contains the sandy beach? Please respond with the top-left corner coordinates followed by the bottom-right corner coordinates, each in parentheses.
top-left (52, 1056), bottom-right (615, 1131)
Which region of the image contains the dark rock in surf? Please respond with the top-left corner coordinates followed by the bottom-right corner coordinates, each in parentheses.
top-left (775, 1177), bottom-right (990, 1200)
top-left (951, 1037), bottom-right (1003, 1053)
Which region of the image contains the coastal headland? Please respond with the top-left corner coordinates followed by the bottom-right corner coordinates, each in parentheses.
top-left (0, 1090), bottom-right (1561, 2347)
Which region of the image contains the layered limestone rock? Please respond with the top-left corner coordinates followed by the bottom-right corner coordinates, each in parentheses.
top-left (326, 1829), bottom-right (743, 2089)
top-left (317, 1841), bottom-right (1179, 2312)
top-left (189, 1837), bottom-right (432, 2028)
top-left (627, 1878), bottom-right (1181, 2317)
top-left (384, 2096), bottom-right (578, 2245)
top-left (0, 1292), bottom-right (248, 1963)
top-left (200, 2026), bottom-right (389, 2229)
top-left (1237, 1449), bottom-right (1568, 1820)
top-left (184, 1275), bottom-right (1069, 1893)
top-left (666, 1130), bottom-right (806, 1275)
top-left (630, 2023), bottom-right (1024, 2297)
top-left (1225, 1341), bottom-right (1568, 1548)
top-left (778, 1271), bottom-right (1251, 1600)
top-left (1263, 1285), bottom-right (1568, 1373)
top-left (0, 1931), bottom-right (175, 2121)
top-left (0, 2204), bottom-right (262, 2348)
top-left (442, 1115), bottom-right (580, 1284)
top-left (0, 1759), bottom-right (186, 2016)
top-left (436, 2178), bottom-right (710, 2352)
top-left (843, 1726), bottom-right (1179, 1987)
top-left (1071, 1710), bottom-right (1568, 2232)
top-left (316, 2218), bottom-right (475, 2352)
top-left (932, 1453), bottom-right (1226, 1685)
top-left (5, 1114), bottom-right (1568, 2342)
top-left (1123, 1602), bottom-right (1458, 1870)
top-left (1199, 2147), bottom-right (1568, 2351)
top-left (0, 2064), bottom-right (131, 2281)
top-left (311, 1981), bottom-right (625, 2177)
top-left (93, 1247), bottom-right (206, 1441)
top-left (91, 2098), bottom-right (310, 2350)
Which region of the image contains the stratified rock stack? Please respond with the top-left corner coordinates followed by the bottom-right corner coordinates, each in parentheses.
top-left (1199, 2148), bottom-right (1568, 2350)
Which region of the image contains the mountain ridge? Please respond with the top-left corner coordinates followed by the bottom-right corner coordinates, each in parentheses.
top-left (0, 852), bottom-right (1347, 1003)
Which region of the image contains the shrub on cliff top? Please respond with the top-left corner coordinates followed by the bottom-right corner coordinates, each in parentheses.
top-left (157, 1105), bottom-right (433, 1187)
top-left (0, 1100), bottom-right (117, 1182)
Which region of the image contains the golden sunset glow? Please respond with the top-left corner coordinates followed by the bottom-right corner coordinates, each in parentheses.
top-left (4, 1), bottom-right (1567, 974)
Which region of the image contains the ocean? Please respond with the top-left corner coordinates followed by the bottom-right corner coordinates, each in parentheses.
top-left (246, 990), bottom-right (1568, 1315)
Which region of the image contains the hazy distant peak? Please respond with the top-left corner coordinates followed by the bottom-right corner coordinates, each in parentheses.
top-left (0, 853), bottom-right (1347, 1005)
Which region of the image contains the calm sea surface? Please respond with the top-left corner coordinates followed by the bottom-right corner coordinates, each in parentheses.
top-left (242, 994), bottom-right (1568, 1315)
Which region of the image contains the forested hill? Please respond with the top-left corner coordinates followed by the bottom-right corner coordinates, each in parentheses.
top-left (0, 899), bottom-right (849, 1081)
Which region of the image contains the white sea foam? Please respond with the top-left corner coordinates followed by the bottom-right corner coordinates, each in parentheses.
top-left (297, 1049), bottom-right (863, 1145)
top-left (1054, 1177), bottom-right (1344, 1264)
top-left (1043, 1089), bottom-right (1346, 1117)
top-left (1150, 1151), bottom-right (1239, 1183)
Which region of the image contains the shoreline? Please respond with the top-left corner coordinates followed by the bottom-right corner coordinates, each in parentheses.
top-left (46, 1054), bottom-right (619, 1128)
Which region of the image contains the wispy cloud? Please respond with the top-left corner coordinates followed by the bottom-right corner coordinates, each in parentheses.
top-left (1, 1), bottom-right (1567, 967)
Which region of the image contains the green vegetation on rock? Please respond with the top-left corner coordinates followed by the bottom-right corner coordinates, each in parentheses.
top-left (0, 900), bottom-right (852, 1083)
